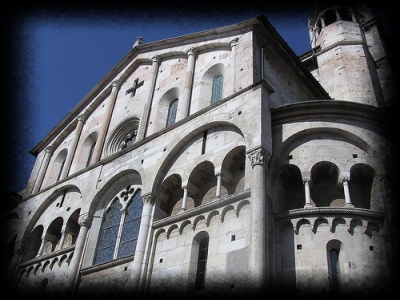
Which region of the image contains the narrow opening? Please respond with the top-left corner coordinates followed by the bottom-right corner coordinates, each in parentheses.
top-left (201, 130), bottom-right (208, 155)
top-left (194, 237), bottom-right (209, 291)
top-left (330, 249), bottom-right (341, 293)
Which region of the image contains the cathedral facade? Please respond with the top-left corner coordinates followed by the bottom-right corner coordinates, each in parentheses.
top-left (1, 3), bottom-right (397, 298)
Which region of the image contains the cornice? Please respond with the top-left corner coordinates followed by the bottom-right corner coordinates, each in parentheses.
top-left (271, 100), bottom-right (391, 130)
top-left (152, 189), bottom-right (251, 229)
top-left (275, 206), bottom-right (385, 220)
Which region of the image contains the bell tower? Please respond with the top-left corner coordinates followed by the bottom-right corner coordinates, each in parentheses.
top-left (304, 2), bottom-right (395, 107)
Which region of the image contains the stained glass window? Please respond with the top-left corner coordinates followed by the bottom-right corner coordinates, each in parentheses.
top-left (117, 191), bottom-right (143, 259)
top-left (211, 75), bottom-right (223, 104)
top-left (94, 187), bottom-right (143, 265)
top-left (166, 99), bottom-right (178, 127)
top-left (94, 199), bottom-right (122, 264)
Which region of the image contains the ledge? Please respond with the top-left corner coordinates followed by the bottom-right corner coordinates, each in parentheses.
top-left (274, 206), bottom-right (385, 220)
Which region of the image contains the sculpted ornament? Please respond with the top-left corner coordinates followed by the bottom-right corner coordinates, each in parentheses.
top-left (247, 148), bottom-right (268, 167)
top-left (78, 213), bottom-right (93, 227)
top-left (142, 192), bottom-right (155, 204)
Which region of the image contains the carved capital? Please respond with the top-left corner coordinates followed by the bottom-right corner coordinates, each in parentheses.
top-left (341, 176), bottom-right (350, 183)
top-left (44, 145), bottom-right (54, 154)
top-left (186, 47), bottom-right (197, 57)
top-left (112, 79), bottom-right (121, 88)
top-left (229, 37), bottom-right (239, 47)
top-left (152, 55), bottom-right (160, 64)
top-left (247, 148), bottom-right (268, 168)
top-left (78, 213), bottom-right (93, 227)
top-left (15, 243), bottom-right (24, 255)
top-left (380, 175), bottom-right (396, 189)
top-left (142, 192), bottom-right (156, 204)
top-left (77, 114), bottom-right (87, 122)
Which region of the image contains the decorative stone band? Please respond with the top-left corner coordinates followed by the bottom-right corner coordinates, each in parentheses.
top-left (275, 207), bottom-right (385, 236)
top-left (274, 206), bottom-right (385, 219)
top-left (153, 189), bottom-right (251, 229)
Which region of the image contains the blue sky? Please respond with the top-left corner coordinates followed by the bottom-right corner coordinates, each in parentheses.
top-left (4, 3), bottom-right (396, 197)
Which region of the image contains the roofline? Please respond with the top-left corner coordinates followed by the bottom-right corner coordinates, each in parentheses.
top-left (30, 14), bottom-right (328, 155)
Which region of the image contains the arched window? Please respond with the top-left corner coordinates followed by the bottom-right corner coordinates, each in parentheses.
top-left (327, 240), bottom-right (342, 294)
top-left (120, 130), bottom-right (137, 150)
top-left (94, 189), bottom-right (143, 265)
top-left (330, 249), bottom-right (341, 292)
top-left (211, 75), bottom-right (223, 104)
top-left (324, 9), bottom-right (337, 26)
top-left (117, 191), bottom-right (143, 259)
top-left (86, 142), bottom-right (96, 167)
top-left (194, 236), bottom-right (209, 291)
top-left (338, 7), bottom-right (352, 21)
top-left (56, 158), bottom-right (66, 181)
top-left (38, 278), bottom-right (48, 296)
top-left (166, 99), bottom-right (178, 127)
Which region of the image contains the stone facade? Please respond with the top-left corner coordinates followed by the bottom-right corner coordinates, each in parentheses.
top-left (1, 3), bottom-right (397, 298)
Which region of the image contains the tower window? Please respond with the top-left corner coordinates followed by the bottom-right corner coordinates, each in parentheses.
top-left (339, 7), bottom-right (352, 21)
top-left (330, 249), bottom-right (341, 293)
top-left (194, 237), bottom-right (209, 291)
top-left (324, 9), bottom-right (337, 26)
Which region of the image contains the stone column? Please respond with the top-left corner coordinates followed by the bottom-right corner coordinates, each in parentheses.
top-left (137, 56), bottom-right (160, 141)
top-left (216, 171), bottom-right (222, 198)
top-left (91, 80), bottom-right (120, 163)
top-left (7, 243), bottom-right (24, 294)
top-left (36, 235), bottom-right (46, 257)
top-left (128, 193), bottom-right (155, 293)
top-left (320, 17), bottom-right (326, 27)
top-left (59, 114), bottom-right (86, 180)
top-left (303, 177), bottom-right (313, 208)
top-left (70, 213), bottom-right (93, 295)
top-left (32, 145), bottom-right (54, 193)
top-left (339, 172), bottom-right (353, 207)
top-left (342, 176), bottom-right (354, 207)
top-left (229, 38), bottom-right (238, 94)
top-left (247, 147), bottom-right (268, 292)
top-left (181, 185), bottom-right (188, 210)
top-left (177, 48), bottom-right (196, 121)
top-left (58, 225), bottom-right (67, 250)
top-left (379, 175), bottom-right (398, 293)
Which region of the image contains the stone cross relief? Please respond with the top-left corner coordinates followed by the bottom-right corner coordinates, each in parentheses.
top-left (126, 78), bottom-right (144, 97)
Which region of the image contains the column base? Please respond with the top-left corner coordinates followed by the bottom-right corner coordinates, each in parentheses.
top-left (344, 203), bottom-right (354, 208)
top-left (304, 203), bottom-right (313, 209)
